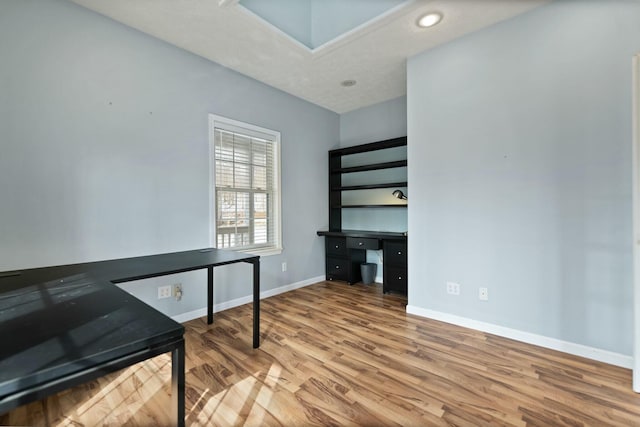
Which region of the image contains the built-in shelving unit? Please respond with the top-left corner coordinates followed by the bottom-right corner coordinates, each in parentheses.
top-left (329, 137), bottom-right (407, 230)
top-left (318, 137), bottom-right (408, 295)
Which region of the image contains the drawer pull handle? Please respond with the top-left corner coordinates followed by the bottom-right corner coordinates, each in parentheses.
top-left (398, 251), bottom-right (402, 255)
top-left (335, 266), bottom-right (340, 269)
top-left (358, 242), bottom-right (364, 246)
top-left (335, 245), bottom-right (339, 249)
top-left (398, 276), bottom-right (402, 280)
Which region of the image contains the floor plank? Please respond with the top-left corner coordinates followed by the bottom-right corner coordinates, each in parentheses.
top-left (2, 281), bottom-right (640, 426)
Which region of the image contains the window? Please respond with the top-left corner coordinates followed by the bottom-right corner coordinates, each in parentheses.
top-left (209, 115), bottom-right (282, 254)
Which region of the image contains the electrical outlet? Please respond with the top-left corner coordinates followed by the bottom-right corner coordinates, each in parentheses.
top-left (282, 262), bottom-right (287, 272)
top-left (446, 281), bottom-right (460, 295)
top-left (158, 285), bottom-right (171, 299)
top-left (173, 283), bottom-right (183, 301)
top-left (173, 283), bottom-right (182, 301)
top-left (479, 287), bottom-right (488, 301)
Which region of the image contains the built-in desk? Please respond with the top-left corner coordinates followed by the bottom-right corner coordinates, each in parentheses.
top-left (316, 230), bottom-right (407, 295)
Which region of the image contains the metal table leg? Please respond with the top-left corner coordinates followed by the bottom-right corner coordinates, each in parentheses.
top-left (172, 339), bottom-right (185, 427)
top-left (253, 258), bottom-right (260, 348)
top-left (207, 266), bottom-right (213, 325)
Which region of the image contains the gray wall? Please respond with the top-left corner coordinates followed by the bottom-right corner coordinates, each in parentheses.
top-left (339, 96), bottom-right (407, 280)
top-left (407, 0), bottom-right (640, 355)
top-left (340, 95), bottom-right (407, 146)
top-left (0, 0), bottom-right (337, 317)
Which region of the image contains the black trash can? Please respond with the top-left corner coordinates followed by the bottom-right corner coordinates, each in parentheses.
top-left (360, 263), bottom-right (377, 285)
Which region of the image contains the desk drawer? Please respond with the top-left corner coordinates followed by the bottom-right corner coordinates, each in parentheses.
top-left (326, 257), bottom-right (348, 281)
top-left (346, 237), bottom-right (380, 250)
top-left (384, 266), bottom-right (407, 295)
top-left (384, 241), bottom-right (407, 266)
top-left (326, 237), bottom-right (347, 256)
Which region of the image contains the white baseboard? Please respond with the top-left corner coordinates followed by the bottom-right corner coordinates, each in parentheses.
top-left (171, 275), bottom-right (324, 324)
top-left (406, 305), bottom-right (633, 369)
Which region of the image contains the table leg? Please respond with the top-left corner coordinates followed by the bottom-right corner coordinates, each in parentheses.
top-left (172, 339), bottom-right (185, 427)
top-left (207, 266), bottom-right (213, 325)
top-left (253, 258), bottom-right (260, 348)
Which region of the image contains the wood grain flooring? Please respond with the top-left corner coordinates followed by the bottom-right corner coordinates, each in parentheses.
top-left (2, 280), bottom-right (640, 426)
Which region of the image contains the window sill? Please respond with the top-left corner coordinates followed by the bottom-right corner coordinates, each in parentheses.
top-left (237, 247), bottom-right (283, 257)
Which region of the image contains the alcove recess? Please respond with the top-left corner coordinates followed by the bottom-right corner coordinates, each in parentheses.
top-left (317, 137), bottom-right (408, 295)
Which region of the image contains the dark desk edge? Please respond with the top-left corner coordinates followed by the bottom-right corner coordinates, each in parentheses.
top-left (110, 255), bottom-right (260, 284)
top-left (0, 248), bottom-right (259, 285)
top-left (317, 229), bottom-right (407, 240)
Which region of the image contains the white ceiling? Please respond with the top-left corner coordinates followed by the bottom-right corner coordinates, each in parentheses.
top-left (70, 0), bottom-right (548, 114)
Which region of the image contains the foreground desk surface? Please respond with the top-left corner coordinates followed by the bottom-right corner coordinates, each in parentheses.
top-left (0, 248), bottom-right (261, 425)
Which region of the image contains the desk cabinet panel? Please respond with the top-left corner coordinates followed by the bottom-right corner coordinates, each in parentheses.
top-left (383, 240), bottom-right (407, 295)
top-left (326, 257), bottom-right (348, 281)
top-left (324, 237), bottom-right (365, 284)
top-left (384, 266), bottom-right (407, 295)
top-left (385, 241), bottom-right (407, 265)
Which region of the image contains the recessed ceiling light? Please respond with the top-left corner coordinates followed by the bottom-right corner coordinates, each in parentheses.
top-left (417, 12), bottom-right (443, 28)
top-left (341, 79), bottom-right (357, 87)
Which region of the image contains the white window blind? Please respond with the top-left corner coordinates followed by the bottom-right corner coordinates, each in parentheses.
top-left (210, 115), bottom-right (281, 254)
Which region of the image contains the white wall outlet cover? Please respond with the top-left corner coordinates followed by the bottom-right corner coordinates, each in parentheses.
top-left (446, 281), bottom-right (460, 295)
top-left (158, 285), bottom-right (171, 299)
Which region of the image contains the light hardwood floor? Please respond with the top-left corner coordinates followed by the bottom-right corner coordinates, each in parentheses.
top-left (2, 280), bottom-right (640, 426)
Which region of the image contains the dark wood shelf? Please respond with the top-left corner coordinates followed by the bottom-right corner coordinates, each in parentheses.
top-left (329, 136), bottom-right (406, 156)
top-left (332, 181), bottom-right (408, 191)
top-left (317, 229), bottom-right (407, 239)
top-left (336, 204), bottom-right (407, 208)
top-left (333, 160), bottom-right (407, 174)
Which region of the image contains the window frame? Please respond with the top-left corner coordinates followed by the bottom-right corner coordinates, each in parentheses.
top-left (208, 114), bottom-right (282, 256)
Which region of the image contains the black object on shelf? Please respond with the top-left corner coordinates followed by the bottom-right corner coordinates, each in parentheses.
top-left (392, 189), bottom-right (408, 200)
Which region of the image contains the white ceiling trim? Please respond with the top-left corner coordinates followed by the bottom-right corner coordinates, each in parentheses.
top-left (234, 1), bottom-right (419, 57)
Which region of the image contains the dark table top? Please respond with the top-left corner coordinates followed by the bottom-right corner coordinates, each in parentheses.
top-left (0, 273), bottom-right (184, 397)
top-left (0, 247), bottom-right (258, 400)
top-left (316, 229), bottom-right (407, 240)
top-left (0, 248), bottom-right (259, 292)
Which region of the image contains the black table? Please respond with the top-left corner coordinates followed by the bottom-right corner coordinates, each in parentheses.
top-left (0, 248), bottom-right (260, 426)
